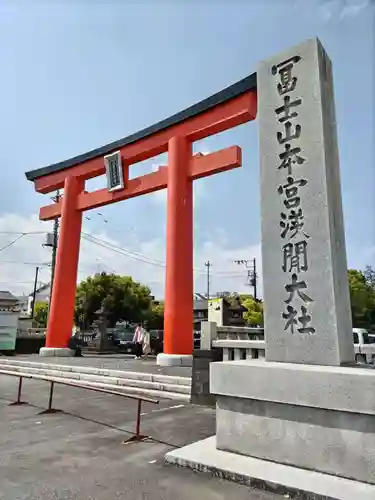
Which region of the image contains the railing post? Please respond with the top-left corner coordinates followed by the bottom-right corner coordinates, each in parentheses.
top-left (135, 399), bottom-right (141, 438)
top-left (123, 398), bottom-right (149, 444)
top-left (200, 322), bottom-right (217, 350)
top-left (40, 380), bottom-right (60, 414)
top-left (48, 381), bottom-right (54, 411)
top-left (9, 376), bottom-right (28, 406)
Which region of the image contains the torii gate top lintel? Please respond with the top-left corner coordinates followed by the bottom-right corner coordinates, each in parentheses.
top-left (25, 72), bottom-right (257, 221)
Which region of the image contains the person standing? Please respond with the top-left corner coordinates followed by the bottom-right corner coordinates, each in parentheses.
top-left (133, 323), bottom-right (144, 359)
top-left (142, 322), bottom-right (151, 360)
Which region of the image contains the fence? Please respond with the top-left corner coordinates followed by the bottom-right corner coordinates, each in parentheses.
top-left (200, 322), bottom-right (266, 361)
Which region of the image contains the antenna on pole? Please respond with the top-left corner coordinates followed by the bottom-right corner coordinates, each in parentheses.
top-left (205, 261), bottom-right (212, 300)
top-left (234, 258), bottom-right (258, 301)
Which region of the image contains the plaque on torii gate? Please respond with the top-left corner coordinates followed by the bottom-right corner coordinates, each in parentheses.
top-left (25, 74), bottom-right (257, 364)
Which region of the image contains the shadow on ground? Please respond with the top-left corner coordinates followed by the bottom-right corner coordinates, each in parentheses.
top-left (0, 367), bottom-right (281, 500)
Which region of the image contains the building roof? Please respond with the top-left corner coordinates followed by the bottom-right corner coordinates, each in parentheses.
top-left (194, 299), bottom-right (208, 311)
top-left (28, 282), bottom-right (50, 297)
top-left (25, 72), bottom-right (257, 182)
top-left (0, 290), bottom-right (19, 303)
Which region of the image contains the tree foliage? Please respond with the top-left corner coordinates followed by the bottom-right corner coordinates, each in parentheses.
top-left (34, 302), bottom-right (49, 328)
top-left (348, 267), bottom-right (375, 330)
top-left (144, 301), bottom-right (165, 330)
top-left (215, 292), bottom-right (264, 327)
top-left (74, 273), bottom-right (152, 329)
top-left (242, 296), bottom-right (264, 327)
top-left (71, 266), bottom-right (375, 333)
top-left (212, 266), bottom-right (375, 330)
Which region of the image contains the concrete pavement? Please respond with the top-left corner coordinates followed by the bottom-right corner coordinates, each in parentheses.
top-left (0, 371), bottom-right (282, 500)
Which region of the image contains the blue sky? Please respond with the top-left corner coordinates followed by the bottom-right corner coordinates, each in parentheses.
top-left (0, 0), bottom-right (374, 298)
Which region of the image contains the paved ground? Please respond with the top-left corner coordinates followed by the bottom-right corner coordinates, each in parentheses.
top-left (0, 367), bottom-right (282, 500)
top-left (7, 354), bottom-right (192, 377)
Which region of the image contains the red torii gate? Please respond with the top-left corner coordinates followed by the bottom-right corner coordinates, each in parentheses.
top-left (25, 73), bottom-right (257, 365)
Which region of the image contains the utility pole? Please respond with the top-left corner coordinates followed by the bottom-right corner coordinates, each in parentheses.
top-left (31, 266), bottom-right (39, 318)
top-left (50, 190), bottom-right (60, 296)
top-left (234, 258), bottom-right (258, 301)
top-left (252, 258), bottom-right (257, 301)
top-left (205, 261), bottom-right (212, 299)
top-left (44, 190), bottom-right (60, 319)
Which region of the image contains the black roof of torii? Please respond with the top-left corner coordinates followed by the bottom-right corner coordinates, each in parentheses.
top-left (25, 72), bottom-right (257, 182)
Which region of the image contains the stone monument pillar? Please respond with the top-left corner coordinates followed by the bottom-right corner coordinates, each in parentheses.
top-left (258, 37), bottom-right (354, 366)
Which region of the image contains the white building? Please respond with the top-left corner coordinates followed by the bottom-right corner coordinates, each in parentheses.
top-left (27, 283), bottom-right (51, 316)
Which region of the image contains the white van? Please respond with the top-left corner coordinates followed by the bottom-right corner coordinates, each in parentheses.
top-left (353, 328), bottom-right (375, 364)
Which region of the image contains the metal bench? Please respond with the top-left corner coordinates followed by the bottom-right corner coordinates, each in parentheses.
top-left (0, 369), bottom-right (159, 443)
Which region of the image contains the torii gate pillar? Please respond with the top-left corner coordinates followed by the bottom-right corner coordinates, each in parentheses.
top-left (158, 136), bottom-right (194, 366)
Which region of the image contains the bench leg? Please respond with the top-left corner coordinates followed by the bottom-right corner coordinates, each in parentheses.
top-left (123, 399), bottom-right (149, 444)
top-left (39, 381), bottom-right (61, 415)
top-left (9, 377), bottom-right (28, 406)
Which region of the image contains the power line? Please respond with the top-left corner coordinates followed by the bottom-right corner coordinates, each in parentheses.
top-left (81, 210), bottom-right (252, 278)
top-left (81, 234), bottom-right (166, 269)
top-left (82, 233), bottom-right (247, 278)
top-left (0, 222), bottom-right (248, 279)
top-left (0, 231), bottom-right (47, 235)
top-left (0, 234), bottom-right (26, 253)
top-left (0, 261), bottom-right (50, 266)
top-left (82, 232), bottom-right (165, 266)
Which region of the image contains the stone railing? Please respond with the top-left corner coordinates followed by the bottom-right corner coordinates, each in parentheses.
top-left (200, 322), bottom-right (266, 361)
top-left (17, 328), bottom-right (46, 338)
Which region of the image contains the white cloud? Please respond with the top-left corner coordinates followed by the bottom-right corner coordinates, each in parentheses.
top-left (148, 150), bottom-right (210, 205)
top-left (317, 0), bottom-right (371, 21)
top-left (148, 176), bottom-right (207, 206)
top-left (0, 213), bottom-right (261, 300)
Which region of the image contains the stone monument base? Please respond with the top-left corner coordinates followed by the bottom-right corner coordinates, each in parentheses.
top-left (165, 359), bottom-right (375, 498)
top-left (190, 349), bottom-right (222, 406)
top-left (165, 436), bottom-right (375, 500)
top-left (156, 353), bottom-right (192, 367)
top-left (39, 347), bottom-right (74, 357)
top-left (210, 360), bottom-right (375, 485)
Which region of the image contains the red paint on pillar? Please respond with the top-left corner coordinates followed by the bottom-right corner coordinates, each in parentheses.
top-left (46, 176), bottom-right (84, 348)
top-left (164, 136), bottom-right (193, 355)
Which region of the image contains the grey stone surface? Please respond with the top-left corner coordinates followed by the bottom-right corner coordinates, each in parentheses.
top-left (0, 374), bottom-right (280, 500)
top-left (165, 436), bottom-right (375, 500)
top-left (211, 360), bottom-right (375, 484)
top-left (190, 349), bottom-right (222, 406)
top-left (258, 37), bottom-right (353, 365)
top-left (0, 357), bottom-right (191, 401)
top-left (200, 321), bottom-right (217, 350)
top-left (210, 359), bottom-right (375, 415)
top-left (4, 353), bottom-right (193, 377)
top-left (157, 353), bottom-right (193, 367)
top-left (39, 347), bottom-right (74, 357)
top-left (216, 395), bottom-right (375, 484)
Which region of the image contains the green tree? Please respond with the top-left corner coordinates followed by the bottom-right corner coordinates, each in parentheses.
top-left (144, 301), bottom-right (164, 329)
top-left (34, 302), bottom-right (49, 328)
top-left (74, 272), bottom-right (152, 329)
top-left (348, 268), bottom-right (375, 330)
top-left (364, 265), bottom-right (375, 288)
top-left (218, 292), bottom-right (264, 327)
top-left (241, 296), bottom-right (264, 327)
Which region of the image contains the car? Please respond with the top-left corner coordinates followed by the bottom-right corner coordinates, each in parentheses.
top-left (353, 328), bottom-right (375, 364)
top-left (116, 330), bottom-right (137, 354)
